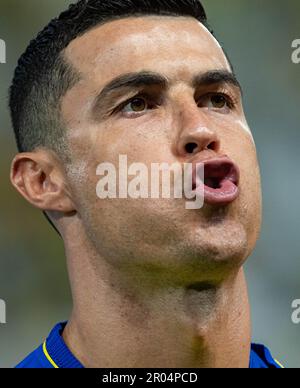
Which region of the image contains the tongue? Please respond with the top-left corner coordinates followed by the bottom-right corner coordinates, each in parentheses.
top-left (203, 179), bottom-right (239, 205)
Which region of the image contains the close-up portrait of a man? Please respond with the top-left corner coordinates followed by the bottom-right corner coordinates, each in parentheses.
top-left (1, 0), bottom-right (299, 369)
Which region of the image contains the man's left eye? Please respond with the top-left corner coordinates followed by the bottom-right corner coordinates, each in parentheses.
top-left (210, 94), bottom-right (227, 108)
top-left (122, 97), bottom-right (150, 113)
top-left (198, 93), bottom-right (233, 111)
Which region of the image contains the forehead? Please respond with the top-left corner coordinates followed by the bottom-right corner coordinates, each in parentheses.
top-left (65, 16), bottom-right (230, 85)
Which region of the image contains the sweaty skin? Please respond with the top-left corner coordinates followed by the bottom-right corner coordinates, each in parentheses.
top-left (11, 16), bottom-right (262, 368)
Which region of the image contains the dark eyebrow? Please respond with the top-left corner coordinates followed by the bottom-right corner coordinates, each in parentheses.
top-left (193, 70), bottom-right (242, 93)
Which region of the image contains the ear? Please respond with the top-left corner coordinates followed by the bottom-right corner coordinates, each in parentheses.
top-left (10, 149), bottom-right (76, 214)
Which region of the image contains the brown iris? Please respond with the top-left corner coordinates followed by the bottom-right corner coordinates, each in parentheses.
top-left (129, 98), bottom-right (147, 112)
top-left (210, 94), bottom-right (227, 109)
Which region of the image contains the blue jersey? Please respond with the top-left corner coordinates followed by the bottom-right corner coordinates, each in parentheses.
top-left (15, 322), bottom-right (284, 369)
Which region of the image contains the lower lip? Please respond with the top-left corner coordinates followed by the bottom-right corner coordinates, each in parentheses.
top-left (195, 179), bottom-right (240, 206)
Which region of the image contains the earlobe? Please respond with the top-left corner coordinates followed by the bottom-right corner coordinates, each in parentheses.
top-left (10, 151), bottom-right (76, 214)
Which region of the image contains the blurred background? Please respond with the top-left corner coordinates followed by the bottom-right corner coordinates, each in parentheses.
top-left (0, 0), bottom-right (299, 368)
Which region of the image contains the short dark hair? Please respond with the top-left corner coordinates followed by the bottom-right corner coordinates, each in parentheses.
top-left (9, 0), bottom-right (211, 158)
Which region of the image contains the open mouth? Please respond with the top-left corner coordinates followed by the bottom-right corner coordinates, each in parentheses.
top-left (193, 157), bottom-right (240, 206)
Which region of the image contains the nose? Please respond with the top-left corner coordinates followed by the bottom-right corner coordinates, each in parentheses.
top-left (175, 111), bottom-right (220, 157)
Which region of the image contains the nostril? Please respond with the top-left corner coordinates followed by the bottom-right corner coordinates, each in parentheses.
top-left (207, 141), bottom-right (218, 151)
top-left (185, 142), bottom-right (198, 154)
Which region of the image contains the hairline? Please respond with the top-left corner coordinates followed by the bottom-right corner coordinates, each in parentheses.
top-left (60, 12), bottom-right (216, 82)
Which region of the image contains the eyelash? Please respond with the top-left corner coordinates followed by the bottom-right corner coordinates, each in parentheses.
top-left (113, 90), bottom-right (238, 117)
top-left (198, 91), bottom-right (238, 110)
top-left (112, 93), bottom-right (156, 115)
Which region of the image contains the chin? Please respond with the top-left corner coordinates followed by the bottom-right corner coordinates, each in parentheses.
top-left (182, 218), bottom-right (250, 269)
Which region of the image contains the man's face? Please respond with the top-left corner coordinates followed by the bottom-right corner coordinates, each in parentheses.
top-left (62, 16), bottom-right (262, 284)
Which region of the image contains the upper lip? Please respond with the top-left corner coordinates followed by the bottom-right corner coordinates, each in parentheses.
top-left (191, 155), bottom-right (240, 190)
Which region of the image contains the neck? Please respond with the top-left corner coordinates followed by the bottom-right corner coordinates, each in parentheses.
top-left (62, 237), bottom-right (251, 368)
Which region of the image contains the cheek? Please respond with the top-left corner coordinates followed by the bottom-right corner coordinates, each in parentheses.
top-left (235, 134), bottom-right (262, 247)
top-left (100, 118), bottom-right (173, 167)
top-left (239, 136), bottom-right (261, 205)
